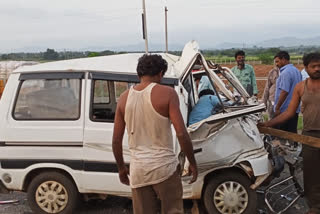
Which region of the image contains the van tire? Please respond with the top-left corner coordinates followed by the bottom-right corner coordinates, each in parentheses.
top-left (203, 171), bottom-right (257, 214)
top-left (27, 171), bottom-right (79, 214)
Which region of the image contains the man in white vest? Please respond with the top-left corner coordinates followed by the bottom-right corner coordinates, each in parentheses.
top-left (112, 54), bottom-right (198, 214)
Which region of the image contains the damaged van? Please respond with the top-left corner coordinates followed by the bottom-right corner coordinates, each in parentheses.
top-left (0, 41), bottom-right (273, 214)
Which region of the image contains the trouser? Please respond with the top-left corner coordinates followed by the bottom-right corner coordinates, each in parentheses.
top-left (131, 170), bottom-right (183, 214)
top-left (302, 130), bottom-right (320, 213)
top-left (276, 113), bottom-right (299, 133)
top-left (276, 113), bottom-right (299, 146)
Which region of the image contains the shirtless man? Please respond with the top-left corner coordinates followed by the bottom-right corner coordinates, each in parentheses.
top-left (260, 53), bottom-right (320, 214)
top-left (112, 54), bottom-right (198, 214)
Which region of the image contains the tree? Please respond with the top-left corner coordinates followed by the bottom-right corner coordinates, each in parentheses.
top-left (43, 48), bottom-right (59, 60)
top-left (88, 52), bottom-right (100, 57)
top-left (258, 53), bottom-right (273, 64)
top-left (1, 54), bottom-right (9, 60)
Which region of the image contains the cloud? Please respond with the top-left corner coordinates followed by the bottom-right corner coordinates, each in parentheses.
top-left (0, 0), bottom-right (320, 52)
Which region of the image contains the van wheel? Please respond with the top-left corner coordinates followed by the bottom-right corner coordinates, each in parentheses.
top-left (203, 171), bottom-right (257, 214)
top-left (27, 171), bottom-right (79, 214)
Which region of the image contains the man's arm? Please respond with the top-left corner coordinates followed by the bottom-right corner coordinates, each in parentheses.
top-left (112, 92), bottom-right (129, 185)
top-left (251, 67), bottom-right (258, 96)
top-left (168, 89), bottom-right (198, 184)
top-left (260, 83), bottom-right (302, 127)
top-left (274, 70), bottom-right (293, 116)
top-left (274, 90), bottom-right (288, 116)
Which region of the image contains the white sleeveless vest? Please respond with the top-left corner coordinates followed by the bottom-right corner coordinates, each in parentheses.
top-left (124, 83), bottom-right (178, 188)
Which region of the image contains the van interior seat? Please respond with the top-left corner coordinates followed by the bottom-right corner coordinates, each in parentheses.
top-left (26, 87), bottom-right (78, 119)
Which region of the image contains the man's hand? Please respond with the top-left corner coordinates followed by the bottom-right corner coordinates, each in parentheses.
top-left (188, 163), bottom-right (198, 184)
top-left (118, 166), bottom-right (130, 186)
top-left (257, 122), bottom-right (269, 127)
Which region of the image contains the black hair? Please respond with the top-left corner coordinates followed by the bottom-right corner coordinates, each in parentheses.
top-left (303, 53), bottom-right (320, 67)
top-left (136, 54), bottom-right (168, 77)
top-left (193, 73), bottom-right (204, 81)
top-left (199, 89), bottom-right (215, 98)
top-left (235, 50), bottom-right (245, 58)
top-left (274, 51), bottom-right (290, 61)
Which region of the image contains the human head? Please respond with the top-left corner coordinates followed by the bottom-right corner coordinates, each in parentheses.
top-left (274, 51), bottom-right (290, 68)
top-left (303, 53), bottom-right (320, 80)
top-left (136, 54), bottom-right (168, 78)
top-left (235, 50), bottom-right (245, 67)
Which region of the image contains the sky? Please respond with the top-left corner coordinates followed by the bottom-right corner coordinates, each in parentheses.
top-left (1, 0), bottom-right (320, 52)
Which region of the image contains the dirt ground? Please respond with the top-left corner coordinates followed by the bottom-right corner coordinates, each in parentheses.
top-left (221, 64), bottom-right (305, 99)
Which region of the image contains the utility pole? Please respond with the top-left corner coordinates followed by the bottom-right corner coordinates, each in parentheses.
top-left (165, 6), bottom-right (168, 53)
top-left (142, 0), bottom-right (149, 53)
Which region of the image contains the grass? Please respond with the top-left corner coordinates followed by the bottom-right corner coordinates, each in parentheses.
top-left (297, 116), bottom-right (303, 130)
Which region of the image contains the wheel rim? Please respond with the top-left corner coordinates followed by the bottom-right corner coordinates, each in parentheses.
top-left (213, 181), bottom-right (248, 214)
top-left (35, 181), bottom-right (69, 213)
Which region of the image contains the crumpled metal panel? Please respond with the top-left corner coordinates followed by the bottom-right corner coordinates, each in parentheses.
top-left (189, 116), bottom-right (269, 176)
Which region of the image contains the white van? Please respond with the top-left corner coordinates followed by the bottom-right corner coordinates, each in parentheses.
top-left (0, 42), bottom-right (272, 214)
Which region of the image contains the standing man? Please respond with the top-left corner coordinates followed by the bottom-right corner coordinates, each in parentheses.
top-left (262, 66), bottom-right (279, 119)
top-left (259, 52), bottom-right (320, 214)
top-left (273, 51), bottom-right (302, 134)
top-left (112, 54), bottom-right (198, 214)
top-left (231, 50), bottom-right (258, 96)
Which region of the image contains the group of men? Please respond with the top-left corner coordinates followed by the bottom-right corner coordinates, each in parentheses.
top-left (112, 51), bottom-right (320, 214)
top-left (261, 53), bottom-right (320, 214)
top-left (234, 50), bottom-right (320, 214)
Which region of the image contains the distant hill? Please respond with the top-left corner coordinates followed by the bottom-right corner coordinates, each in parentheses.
top-left (108, 42), bottom-right (184, 52)
top-left (213, 36), bottom-right (320, 49)
top-left (256, 36), bottom-right (320, 47)
top-left (214, 42), bottom-right (248, 49)
top-left (4, 36), bottom-right (320, 53)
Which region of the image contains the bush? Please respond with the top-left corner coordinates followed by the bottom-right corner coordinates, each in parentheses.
top-left (258, 53), bottom-right (274, 64)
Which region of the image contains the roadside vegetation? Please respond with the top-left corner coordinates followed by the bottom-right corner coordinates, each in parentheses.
top-left (203, 46), bottom-right (320, 64)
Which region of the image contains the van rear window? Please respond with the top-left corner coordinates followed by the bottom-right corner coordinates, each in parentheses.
top-left (13, 79), bottom-right (81, 120)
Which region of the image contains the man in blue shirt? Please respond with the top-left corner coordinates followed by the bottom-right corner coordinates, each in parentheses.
top-left (189, 76), bottom-right (220, 125)
top-left (273, 51), bottom-right (302, 133)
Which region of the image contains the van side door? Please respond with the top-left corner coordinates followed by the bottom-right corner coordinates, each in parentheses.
top-left (82, 72), bottom-right (132, 195)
